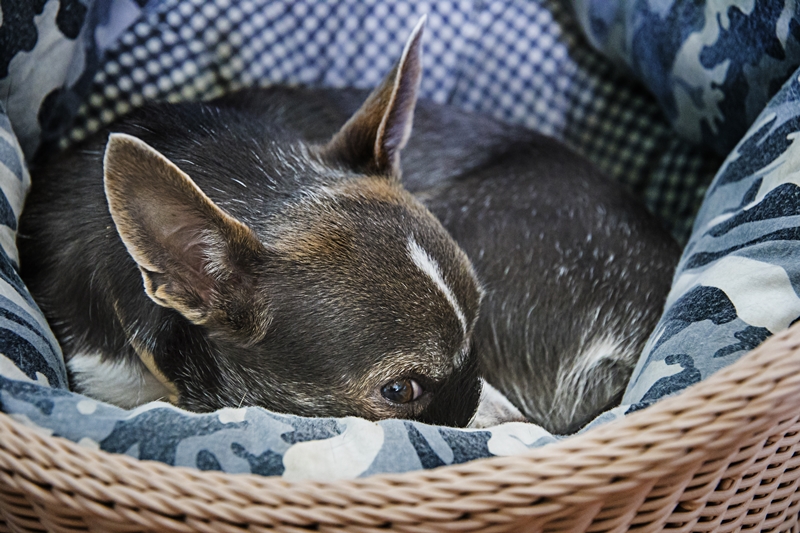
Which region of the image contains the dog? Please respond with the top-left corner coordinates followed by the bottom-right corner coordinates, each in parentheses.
top-left (18, 19), bottom-right (679, 432)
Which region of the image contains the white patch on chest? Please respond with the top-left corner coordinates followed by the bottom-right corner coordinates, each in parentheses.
top-left (407, 236), bottom-right (467, 336)
top-left (68, 352), bottom-right (171, 409)
top-left (469, 379), bottom-right (527, 428)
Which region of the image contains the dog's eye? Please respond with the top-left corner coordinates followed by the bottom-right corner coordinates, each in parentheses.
top-left (381, 378), bottom-right (423, 404)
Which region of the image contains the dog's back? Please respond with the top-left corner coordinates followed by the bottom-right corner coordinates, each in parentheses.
top-left (410, 105), bottom-right (678, 432)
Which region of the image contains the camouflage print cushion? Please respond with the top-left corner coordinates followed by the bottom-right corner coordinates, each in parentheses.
top-left (0, 0), bottom-right (798, 480)
top-left (0, 105), bottom-right (65, 391)
top-left (573, 0), bottom-right (800, 156)
top-left (621, 69), bottom-right (800, 414)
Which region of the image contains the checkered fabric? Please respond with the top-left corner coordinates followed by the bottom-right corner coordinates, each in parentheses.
top-left (65, 0), bottom-right (721, 244)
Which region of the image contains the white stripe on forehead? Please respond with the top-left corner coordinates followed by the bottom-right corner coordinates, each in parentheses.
top-left (407, 237), bottom-right (467, 335)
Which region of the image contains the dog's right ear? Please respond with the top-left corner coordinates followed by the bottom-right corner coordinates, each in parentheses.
top-left (103, 133), bottom-right (269, 334)
top-left (321, 16), bottom-right (425, 178)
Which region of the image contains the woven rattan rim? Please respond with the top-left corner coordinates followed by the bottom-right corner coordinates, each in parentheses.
top-left (2, 322), bottom-right (800, 532)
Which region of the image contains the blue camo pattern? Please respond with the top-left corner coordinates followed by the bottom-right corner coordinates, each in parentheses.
top-left (624, 70), bottom-right (800, 411)
top-left (574, 0), bottom-right (800, 156)
top-left (0, 0), bottom-right (798, 480)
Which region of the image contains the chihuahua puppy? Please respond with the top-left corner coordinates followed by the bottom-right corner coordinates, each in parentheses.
top-left (20, 20), bottom-right (482, 427)
top-left (19, 20), bottom-right (679, 432)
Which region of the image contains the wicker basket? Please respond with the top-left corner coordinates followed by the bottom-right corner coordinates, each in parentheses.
top-left (1, 322), bottom-right (800, 532)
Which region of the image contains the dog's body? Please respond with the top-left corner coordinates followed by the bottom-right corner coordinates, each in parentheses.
top-left (18, 22), bottom-right (679, 432)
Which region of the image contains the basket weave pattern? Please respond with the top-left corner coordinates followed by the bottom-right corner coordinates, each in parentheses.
top-left (1, 324), bottom-right (800, 532)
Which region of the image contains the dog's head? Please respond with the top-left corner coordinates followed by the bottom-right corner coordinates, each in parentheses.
top-left (102, 19), bottom-right (484, 426)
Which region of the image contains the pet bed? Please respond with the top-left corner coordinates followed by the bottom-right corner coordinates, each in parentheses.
top-left (1, 0), bottom-right (800, 530)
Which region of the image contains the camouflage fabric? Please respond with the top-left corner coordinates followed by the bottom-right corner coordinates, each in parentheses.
top-left (574, 0), bottom-right (800, 156)
top-left (623, 70), bottom-right (800, 413)
top-left (0, 0), bottom-right (798, 480)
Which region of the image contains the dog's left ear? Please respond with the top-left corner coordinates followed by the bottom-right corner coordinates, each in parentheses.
top-left (322, 16), bottom-right (425, 177)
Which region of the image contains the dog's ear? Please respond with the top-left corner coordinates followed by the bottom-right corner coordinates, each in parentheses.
top-left (104, 133), bottom-right (268, 330)
top-left (322, 16), bottom-right (425, 177)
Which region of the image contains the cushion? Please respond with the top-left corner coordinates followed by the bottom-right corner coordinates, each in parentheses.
top-left (0, 0), bottom-right (797, 480)
top-left (574, 0), bottom-right (800, 156)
